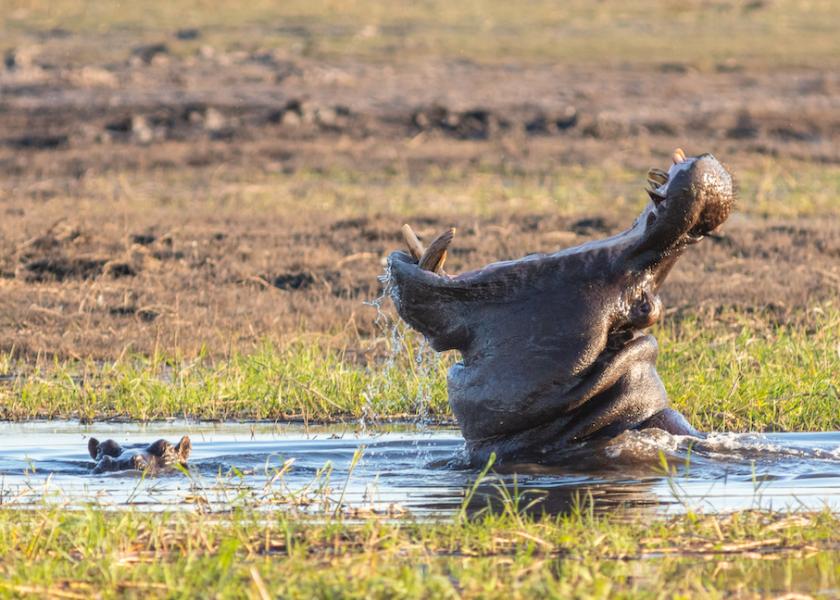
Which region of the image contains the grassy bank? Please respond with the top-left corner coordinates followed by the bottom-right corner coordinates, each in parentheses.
top-left (1, 305), bottom-right (837, 431)
top-left (0, 504), bottom-right (837, 598)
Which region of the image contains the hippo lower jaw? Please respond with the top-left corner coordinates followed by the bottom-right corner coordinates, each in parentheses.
top-left (449, 332), bottom-right (671, 463)
top-left (388, 152), bottom-right (733, 464)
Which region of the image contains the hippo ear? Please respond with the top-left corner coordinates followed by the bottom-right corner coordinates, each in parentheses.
top-left (88, 438), bottom-right (100, 459)
top-left (175, 436), bottom-right (191, 462)
top-left (146, 439), bottom-right (170, 457)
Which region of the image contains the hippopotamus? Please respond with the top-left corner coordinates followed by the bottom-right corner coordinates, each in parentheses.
top-left (388, 150), bottom-right (734, 465)
top-left (87, 436), bottom-right (191, 474)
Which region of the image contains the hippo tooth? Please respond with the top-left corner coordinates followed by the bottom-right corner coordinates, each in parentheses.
top-left (647, 168), bottom-right (669, 187)
top-left (419, 227), bottom-right (456, 273)
top-left (672, 148), bottom-right (686, 164)
top-left (401, 224), bottom-right (425, 262)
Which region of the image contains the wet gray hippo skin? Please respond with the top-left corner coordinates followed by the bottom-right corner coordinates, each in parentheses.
top-left (388, 153), bottom-right (734, 465)
top-left (88, 436), bottom-right (191, 474)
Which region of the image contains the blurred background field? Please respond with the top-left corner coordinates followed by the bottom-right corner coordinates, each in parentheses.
top-left (2, 0), bottom-right (839, 67)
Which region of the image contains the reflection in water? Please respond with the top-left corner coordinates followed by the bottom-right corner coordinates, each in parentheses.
top-left (0, 421), bottom-right (839, 516)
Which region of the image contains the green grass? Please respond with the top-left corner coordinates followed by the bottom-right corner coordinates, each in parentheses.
top-left (0, 502), bottom-right (837, 598)
top-left (1, 0), bottom-right (838, 68)
top-left (662, 307), bottom-right (840, 433)
top-left (1, 305), bottom-right (837, 431)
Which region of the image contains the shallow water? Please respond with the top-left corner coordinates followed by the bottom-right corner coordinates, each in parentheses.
top-left (1, 421), bottom-right (840, 516)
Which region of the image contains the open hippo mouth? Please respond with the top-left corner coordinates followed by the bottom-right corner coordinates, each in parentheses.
top-left (388, 151), bottom-right (734, 464)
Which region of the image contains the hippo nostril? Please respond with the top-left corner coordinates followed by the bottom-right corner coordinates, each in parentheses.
top-left (628, 291), bottom-right (663, 329)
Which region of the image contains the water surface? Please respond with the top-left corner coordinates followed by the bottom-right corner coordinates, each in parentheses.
top-left (1, 421), bottom-right (839, 516)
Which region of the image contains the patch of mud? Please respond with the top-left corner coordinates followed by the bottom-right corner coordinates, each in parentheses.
top-left (5, 222), bottom-right (170, 283)
top-left (663, 219), bottom-right (840, 318)
top-left (17, 255), bottom-right (109, 282)
top-left (412, 105), bottom-right (509, 140)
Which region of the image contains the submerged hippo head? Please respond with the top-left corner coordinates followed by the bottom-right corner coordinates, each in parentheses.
top-left (88, 436), bottom-right (191, 474)
top-left (388, 152), bottom-right (734, 464)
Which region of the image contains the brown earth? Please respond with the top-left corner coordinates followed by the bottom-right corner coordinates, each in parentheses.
top-left (1, 206), bottom-right (837, 361)
top-left (1, 48), bottom-right (838, 360)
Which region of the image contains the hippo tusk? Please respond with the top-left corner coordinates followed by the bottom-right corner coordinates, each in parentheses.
top-left (418, 227), bottom-right (455, 274)
top-left (401, 224), bottom-right (425, 262)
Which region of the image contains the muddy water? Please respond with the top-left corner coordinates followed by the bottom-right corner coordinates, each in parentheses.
top-left (1, 421), bottom-right (839, 516)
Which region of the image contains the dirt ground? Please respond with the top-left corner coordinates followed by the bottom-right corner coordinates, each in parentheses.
top-left (1, 42), bottom-right (838, 360)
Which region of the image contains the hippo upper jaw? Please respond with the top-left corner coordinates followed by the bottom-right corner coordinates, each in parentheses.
top-left (390, 154), bottom-right (733, 336)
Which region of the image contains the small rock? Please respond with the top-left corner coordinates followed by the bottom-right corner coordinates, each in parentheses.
top-left (175, 28), bottom-right (201, 40)
top-left (556, 106), bottom-right (578, 130)
top-left (69, 66), bottom-right (118, 88)
top-left (203, 107), bottom-right (226, 132)
top-left (131, 43), bottom-right (169, 65)
top-left (280, 110), bottom-right (302, 128)
top-left (4, 47), bottom-right (33, 70)
top-left (316, 106), bottom-right (337, 127)
top-left (131, 115), bottom-right (154, 144)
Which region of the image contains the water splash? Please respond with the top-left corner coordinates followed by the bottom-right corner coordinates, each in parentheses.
top-left (362, 260), bottom-right (395, 326)
top-left (360, 261), bottom-right (403, 433)
top-left (362, 260), bottom-right (441, 448)
top-left (413, 337), bottom-right (433, 432)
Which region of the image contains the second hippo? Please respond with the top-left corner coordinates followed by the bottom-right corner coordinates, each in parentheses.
top-left (88, 436), bottom-right (191, 474)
